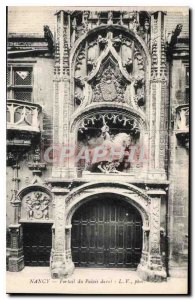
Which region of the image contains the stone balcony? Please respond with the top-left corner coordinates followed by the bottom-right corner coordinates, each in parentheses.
top-left (7, 99), bottom-right (42, 133)
top-left (7, 100), bottom-right (42, 148)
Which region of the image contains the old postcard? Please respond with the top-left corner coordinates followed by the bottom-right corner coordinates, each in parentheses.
top-left (6, 6), bottom-right (189, 294)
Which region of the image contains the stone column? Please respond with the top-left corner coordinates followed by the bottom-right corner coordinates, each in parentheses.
top-left (50, 188), bottom-right (74, 278)
top-left (8, 224), bottom-right (24, 272)
top-left (137, 221), bottom-right (150, 274)
top-left (138, 197), bottom-right (166, 281)
top-left (8, 163), bottom-right (24, 272)
top-left (149, 11), bottom-right (168, 180)
top-left (52, 10), bottom-right (76, 179)
top-left (65, 225), bottom-right (73, 267)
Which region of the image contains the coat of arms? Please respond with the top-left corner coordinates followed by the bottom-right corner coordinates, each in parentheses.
top-left (99, 68), bottom-right (117, 101)
top-left (92, 64), bottom-right (126, 102)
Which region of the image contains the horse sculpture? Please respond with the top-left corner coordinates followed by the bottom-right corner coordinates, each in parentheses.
top-left (88, 124), bottom-right (132, 173)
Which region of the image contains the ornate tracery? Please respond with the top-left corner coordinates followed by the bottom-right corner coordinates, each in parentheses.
top-left (72, 28), bottom-right (147, 112)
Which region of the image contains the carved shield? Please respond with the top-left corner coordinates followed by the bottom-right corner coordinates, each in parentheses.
top-left (100, 81), bottom-right (117, 101)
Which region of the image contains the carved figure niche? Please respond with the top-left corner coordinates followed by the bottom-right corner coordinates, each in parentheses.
top-left (73, 29), bottom-right (146, 111)
top-left (76, 112), bottom-right (142, 175)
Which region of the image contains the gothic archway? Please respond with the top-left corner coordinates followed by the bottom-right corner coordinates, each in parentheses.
top-left (68, 25), bottom-right (150, 178)
top-left (70, 26), bottom-right (150, 116)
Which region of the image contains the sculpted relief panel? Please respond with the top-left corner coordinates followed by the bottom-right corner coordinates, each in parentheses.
top-left (91, 63), bottom-right (127, 103)
top-left (20, 191), bottom-right (52, 221)
top-left (76, 111), bottom-right (144, 174)
top-left (73, 29), bottom-right (146, 111)
top-left (71, 27), bottom-right (148, 176)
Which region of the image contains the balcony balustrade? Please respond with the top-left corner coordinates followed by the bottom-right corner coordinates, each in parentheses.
top-left (7, 99), bottom-right (42, 133)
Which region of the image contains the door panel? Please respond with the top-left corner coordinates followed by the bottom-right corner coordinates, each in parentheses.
top-left (23, 223), bottom-right (52, 266)
top-left (71, 196), bottom-right (142, 268)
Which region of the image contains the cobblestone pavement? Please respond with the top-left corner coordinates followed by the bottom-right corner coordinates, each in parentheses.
top-left (6, 267), bottom-right (188, 294)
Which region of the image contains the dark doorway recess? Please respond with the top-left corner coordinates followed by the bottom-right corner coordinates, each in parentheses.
top-left (23, 223), bottom-right (52, 266)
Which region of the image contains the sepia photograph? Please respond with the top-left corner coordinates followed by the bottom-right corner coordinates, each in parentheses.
top-left (6, 6), bottom-right (190, 294)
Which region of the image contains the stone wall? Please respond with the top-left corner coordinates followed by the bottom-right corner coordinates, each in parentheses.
top-left (6, 56), bottom-right (54, 241)
top-left (168, 56), bottom-right (189, 271)
top-left (6, 7), bottom-right (189, 279)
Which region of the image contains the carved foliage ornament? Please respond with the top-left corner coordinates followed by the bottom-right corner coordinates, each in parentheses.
top-left (78, 112), bottom-right (140, 136)
top-left (150, 200), bottom-right (160, 254)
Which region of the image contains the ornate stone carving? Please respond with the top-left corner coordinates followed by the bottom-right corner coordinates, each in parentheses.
top-left (43, 25), bottom-right (54, 54)
top-left (24, 192), bottom-right (50, 220)
top-left (28, 148), bottom-right (46, 179)
top-left (166, 24), bottom-right (183, 59)
top-left (78, 112), bottom-right (140, 136)
top-left (70, 11), bottom-right (151, 43)
top-left (10, 162), bottom-right (20, 207)
top-left (7, 34), bottom-right (50, 55)
top-left (134, 48), bottom-right (144, 71)
top-left (134, 93), bottom-right (145, 107)
top-left (86, 121), bottom-right (136, 173)
top-left (159, 82), bottom-right (167, 169)
top-left (65, 182), bottom-right (151, 209)
top-left (175, 105), bottom-right (189, 149)
top-left (54, 195), bottom-right (65, 252)
top-left (75, 47), bottom-right (86, 72)
top-left (82, 11), bottom-right (90, 33)
top-left (87, 58), bottom-right (96, 72)
top-left (122, 58), bottom-right (133, 73)
top-left (73, 29), bottom-right (147, 111)
top-left (150, 198), bottom-right (161, 254)
top-left (134, 75), bottom-right (145, 89)
top-left (8, 224), bottom-right (24, 272)
top-left (75, 93), bottom-right (84, 106)
top-left (151, 41), bottom-right (158, 79)
top-left (97, 161), bottom-right (121, 173)
top-left (92, 64), bottom-right (127, 102)
top-left (98, 35), bottom-right (108, 49)
top-left (7, 100), bottom-right (42, 132)
top-left (176, 105), bottom-right (189, 131)
top-left (112, 34), bottom-right (123, 50)
top-left (54, 11), bottom-right (70, 78)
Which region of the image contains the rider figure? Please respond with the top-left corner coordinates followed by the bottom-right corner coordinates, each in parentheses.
top-left (101, 124), bottom-right (111, 141)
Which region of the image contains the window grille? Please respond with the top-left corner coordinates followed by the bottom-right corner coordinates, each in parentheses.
top-left (7, 65), bottom-right (33, 102)
top-left (14, 69), bottom-right (32, 86)
top-left (14, 89), bottom-right (32, 102)
top-left (7, 68), bottom-right (11, 86)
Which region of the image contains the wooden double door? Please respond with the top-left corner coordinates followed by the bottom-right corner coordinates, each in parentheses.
top-left (23, 223), bottom-right (52, 266)
top-left (71, 196), bottom-right (142, 268)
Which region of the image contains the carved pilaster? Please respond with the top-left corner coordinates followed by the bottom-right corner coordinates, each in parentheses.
top-left (149, 198), bottom-right (161, 255)
top-left (137, 197), bottom-right (166, 282)
top-left (50, 188), bottom-right (74, 278)
top-left (149, 11), bottom-right (167, 177)
top-left (8, 224), bottom-right (24, 272)
top-left (53, 10), bottom-right (73, 178)
top-left (10, 162), bottom-right (21, 224)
